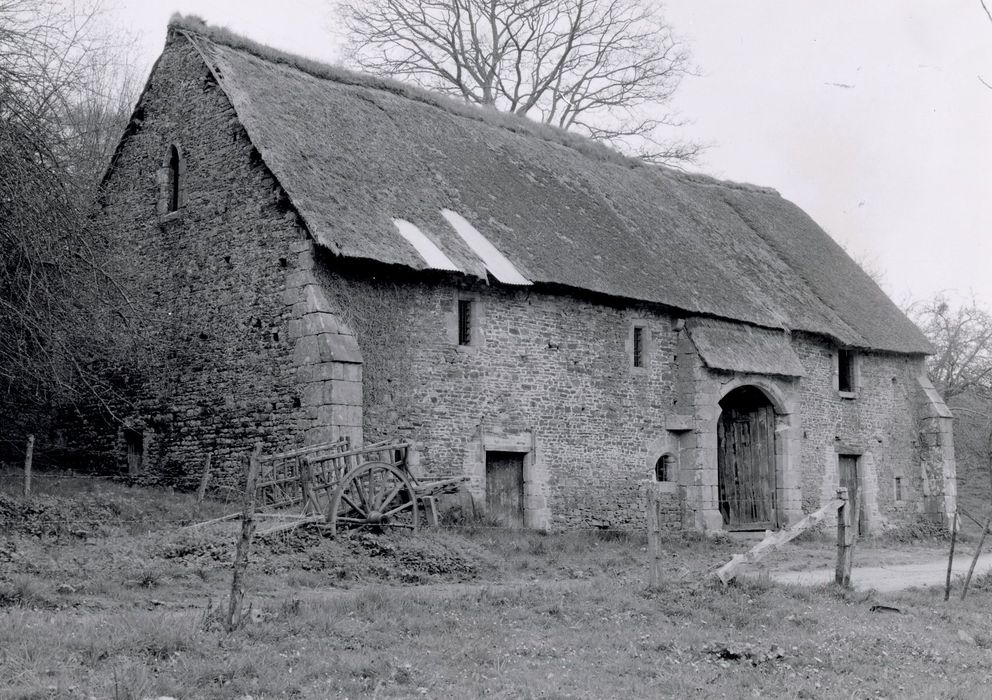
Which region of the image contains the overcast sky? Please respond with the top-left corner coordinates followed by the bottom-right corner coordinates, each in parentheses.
top-left (107, 0), bottom-right (992, 309)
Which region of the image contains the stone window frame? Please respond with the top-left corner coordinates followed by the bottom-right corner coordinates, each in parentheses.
top-left (626, 318), bottom-right (652, 373)
top-left (446, 292), bottom-right (485, 351)
top-left (157, 142), bottom-right (187, 222)
top-left (833, 347), bottom-right (860, 399)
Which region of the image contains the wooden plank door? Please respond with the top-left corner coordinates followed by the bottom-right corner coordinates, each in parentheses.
top-left (486, 451), bottom-right (525, 528)
top-left (838, 455), bottom-right (865, 536)
top-left (718, 404), bottom-right (777, 530)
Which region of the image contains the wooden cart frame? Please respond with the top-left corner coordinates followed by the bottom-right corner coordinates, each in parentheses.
top-left (248, 437), bottom-right (467, 536)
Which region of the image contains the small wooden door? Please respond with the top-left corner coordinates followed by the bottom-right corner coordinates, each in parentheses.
top-left (718, 397), bottom-right (777, 530)
top-left (838, 455), bottom-right (865, 536)
top-left (486, 451), bottom-right (525, 528)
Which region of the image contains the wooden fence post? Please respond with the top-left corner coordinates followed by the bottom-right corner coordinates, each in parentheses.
top-left (196, 454), bottom-right (212, 504)
top-left (961, 515), bottom-right (991, 600)
top-left (944, 512), bottom-right (960, 602)
top-left (227, 443), bottom-right (262, 632)
top-left (22, 434), bottom-right (34, 498)
top-left (645, 485), bottom-right (662, 589)
top-left (835, 487), bottom-right (854, 587)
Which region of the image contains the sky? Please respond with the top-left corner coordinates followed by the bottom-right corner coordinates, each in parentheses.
top-left (104, 0), bottom-right (992, 309)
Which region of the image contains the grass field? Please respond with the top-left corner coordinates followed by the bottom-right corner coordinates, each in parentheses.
top-left (2, 473), bottom-right (990, 699)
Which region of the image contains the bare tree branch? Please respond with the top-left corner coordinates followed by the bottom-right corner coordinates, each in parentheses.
top-left (335, 0), bottom-right (701, 164)
top-left (1, 0), bottom-right (139, 422)
top-left (907, 294), bottom-right (992, 400)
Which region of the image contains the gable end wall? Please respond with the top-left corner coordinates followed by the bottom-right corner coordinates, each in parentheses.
top-left (89, 32), bottom-right (351, 488)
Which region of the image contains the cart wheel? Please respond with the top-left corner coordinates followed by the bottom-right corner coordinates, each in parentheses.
top-left (327, 461), bottom-right (418, 536)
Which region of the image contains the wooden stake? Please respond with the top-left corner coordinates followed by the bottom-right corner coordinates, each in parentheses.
top-left (645, 486), bottom-right (662, 589)
top-left (961, 515), bottom-right (991, 600)
top-left (22, 434), bottom-right (34, 498)
top-left (227, 443), bottom-right (262, 632)
top-left (196, 454), bottom-right (212, 504)
top-left (944, 512), bottom-right (959, 602)
top-left (835, 487), bottom-right (854, 587)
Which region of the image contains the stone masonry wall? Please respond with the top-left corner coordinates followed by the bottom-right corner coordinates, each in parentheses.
top-left (315, 255), bottom-right (942, 531)
top-left (792, 332), bottom-right (931, 529)
top-left (315, 259), bottom-right (682, 530)
top-left (89, 32), bottom-right (349, 488)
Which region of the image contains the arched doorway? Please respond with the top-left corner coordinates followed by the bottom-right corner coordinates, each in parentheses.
top-left (717, 386), bottom-right (779, 530)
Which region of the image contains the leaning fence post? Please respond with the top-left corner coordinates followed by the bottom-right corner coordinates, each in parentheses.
top-left (644, 484), bottom-right (662, 589)
top-left (227, 443), bottom-right (262, 632)
top-left (196, 454), bottom-right (212, 504)
top-left (961, 514), bottom-right (990, 600)
top-left (22, 434), bottom-right (35, 498)
top-left (835, 487), bottom-right (853, 587)
top-left (944, 512), bottom-right (960, 602)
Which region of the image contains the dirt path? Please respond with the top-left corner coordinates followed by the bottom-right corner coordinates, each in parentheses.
top-left (772, 552), bottom-right (992, 592)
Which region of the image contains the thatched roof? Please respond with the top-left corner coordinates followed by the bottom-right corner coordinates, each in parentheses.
top-left (151, 16), bottom-right (931, 355)
top-left (687, 318), bottom-right (806, 378)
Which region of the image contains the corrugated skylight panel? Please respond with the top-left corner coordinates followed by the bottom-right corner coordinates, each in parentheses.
top-left (440, 210), bottom-right (531, 286)
top-left (392, 219), bottom-right (461, 272)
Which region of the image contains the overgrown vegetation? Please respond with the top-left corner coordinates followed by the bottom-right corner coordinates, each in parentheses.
top-left (0, 0), bottom-right (139, 454)
top-left (2, 478), bottom-right (988, 698)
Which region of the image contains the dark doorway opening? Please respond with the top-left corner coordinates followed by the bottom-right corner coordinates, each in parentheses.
top-left (486, 451), bottom-right (525, 528)
top-left (717, 386), bottom-right (778, 530)
top-left (124, 429), bottom-right (144, 476)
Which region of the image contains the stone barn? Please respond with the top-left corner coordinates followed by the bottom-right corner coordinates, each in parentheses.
top-left (91, 16), bottom-right (955, 533)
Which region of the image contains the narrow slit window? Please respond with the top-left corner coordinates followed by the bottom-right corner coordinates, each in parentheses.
top-left (633, 326), bottom-right (645, 368)
top-left (894, 476), bottom-right (903, 501)
top-left (167, 145), bottom-right (181, 212)
top-left (838, 349), bottom-right (855, 393)
top-left (457, 299), bottom-right (472, 345)
top-left (655, 455), bottom-right (672, 482)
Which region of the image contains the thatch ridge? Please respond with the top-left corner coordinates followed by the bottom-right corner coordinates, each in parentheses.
top-left (167, 13), bottom-right (775, 197)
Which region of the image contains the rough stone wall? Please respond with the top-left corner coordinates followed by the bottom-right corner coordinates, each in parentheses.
top-left (316, 260), bottom-right (680, 530)
top-left (314, 256), bottom-right (944, 531)
top-left (88, 32), bottom-right (340, 488)
top-left (791, 333), bottom-right (931, 529)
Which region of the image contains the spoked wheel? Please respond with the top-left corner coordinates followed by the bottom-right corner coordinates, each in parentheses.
top-left (327, 461), bottom-right (418, 536)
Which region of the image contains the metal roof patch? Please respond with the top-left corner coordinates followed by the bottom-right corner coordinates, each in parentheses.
top-left (441, 210), bottom-right (531, 286)
top-left (392, 219), bottom-right (461, 272)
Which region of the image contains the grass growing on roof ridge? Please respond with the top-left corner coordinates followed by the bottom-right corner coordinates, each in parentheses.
top-left (168, 13), bottom-right (776, 196)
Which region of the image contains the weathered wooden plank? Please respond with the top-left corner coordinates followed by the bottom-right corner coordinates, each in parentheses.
top-left (227, 443), bottom-right (262, 631)
top-left (835, 487), bottom-right (854, 586)
top-left (645, 487), bottom-right (662, 589)
top-left (23, 434), bottom-right (34, 498)
top-left (717, 496), bottom-right (844, 584)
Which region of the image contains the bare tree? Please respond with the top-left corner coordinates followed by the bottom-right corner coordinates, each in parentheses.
top-left (1, 0), bottom-right (136, 425)
top-left (907, 294), bottom-right (992, 400)
top-left (335, 0), bottom-right (699, 163)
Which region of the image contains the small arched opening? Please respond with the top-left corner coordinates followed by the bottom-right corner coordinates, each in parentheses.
top-left (717, 385), bottom-right (779, 530)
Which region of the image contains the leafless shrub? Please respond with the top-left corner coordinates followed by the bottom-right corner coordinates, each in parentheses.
top-left (0, 0), bottom-right (138, 424)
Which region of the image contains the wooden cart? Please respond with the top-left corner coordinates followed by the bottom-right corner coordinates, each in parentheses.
top-left (250, 438), bottom-right (467, 536)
